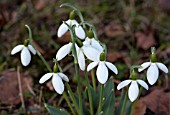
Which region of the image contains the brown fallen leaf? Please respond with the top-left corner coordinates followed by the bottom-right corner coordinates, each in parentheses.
top-left (55, 32), bottom-right (71, 44)
top-left (106, 51), bottom-right (122, 62)
top-left (134, 87), bottom-right (170, 115)
top-left (35, 0), bottom-right (48, 11)
top-left (104, 21), bottom-right (124, 37)
top-left (0, 70), bottom-right (33, 105)
top-left (135, 31), bottom-right (156, 50)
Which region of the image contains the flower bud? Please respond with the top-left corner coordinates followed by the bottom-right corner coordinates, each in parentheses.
top-left (87, 29), bottom-right (94, 39)
top-left (53, 64), bottom-right (58, 73)
top-left (69, 10), bottom-right (75, 20)
top-left (24, 39), bottom-right (29, 46)
top-left (151, 47), bottom-right (157, 62)
top-left (100, 52), bottom-right (105, 61)
top-left (130, 69), bottom-right (137, 80)
top-left (76, 38), bottom-right (83, 47)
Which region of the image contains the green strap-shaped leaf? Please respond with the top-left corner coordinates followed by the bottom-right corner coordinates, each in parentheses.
top-left (102, 77), bottom-right (115, 115)
top-left (44, 103), bottom-right (70, 115)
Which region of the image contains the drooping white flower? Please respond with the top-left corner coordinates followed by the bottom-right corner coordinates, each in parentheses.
top-left (56, 42), bottom-right (100, 71)
top-left (117, 79), bottom-right (148, 102)
top-left (83, 37), bottom-right (103, 53)
top-left (57, 19), bottom-right (85, 39)
top-left (87, 53), bottom-right (118, 84)
top-left (138, 62), bottom-right (168, 85)
top-left (11, 44), bottom-right (36, 66)
top-left (39, 72), bottom-right (69, 94)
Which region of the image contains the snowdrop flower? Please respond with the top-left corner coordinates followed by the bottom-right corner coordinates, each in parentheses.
top-left (56, 40), bottom-right (100, 71)
top-left (83, 29), bottom-right (103, 53)
top-left (87, 52), bottom-right (118, 84)
top-left (39, 64), bottom-right (69, 94)
top-left (11, 40), bottom-right (36, 66)
top-left (57, 11), bottom-right (85, 39)
top-left (138, 47), bottom-right (168, 85)
top-left (117, 79), bottom-right (148, 102)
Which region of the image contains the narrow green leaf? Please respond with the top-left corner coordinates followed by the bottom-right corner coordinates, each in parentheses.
top-left (101, 77), bottom-right (115, 115)
top-left (44, 103), bottom-right (70, 115)
top-left (116, 89), bottom-right (126, 115)
top-left (74, 95), bottom-right (90, 115)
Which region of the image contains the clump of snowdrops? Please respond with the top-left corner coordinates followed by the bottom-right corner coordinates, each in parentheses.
top-left (11, 3), bottom-right (168, 115)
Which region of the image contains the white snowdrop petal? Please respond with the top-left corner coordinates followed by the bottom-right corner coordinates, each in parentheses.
top-left (138, 62), bottom-right (151, 72)
top-left (56, 43), bottom-right (72, 61)
top-left (136, 80), bottom-right (148, 90)
top-left (57, 22), bottom-right (68, 37)
top-left (58, 73), bottom-right (69, 82)
top-left (82, 45), bottom-right (100, 61)
top-left (117, 80), bottom-right (132, 90)
top-left (87, 61), bottom-right (98, 72)
top-left (39, 73), bottom-right (53, 84)
top-left (105, 62), bottom-right (118, 74)
top-left (83, 37), bottom-right (89, 45)
top-left (11, 45), bottom-right (24, 55)
top-left (77, 49), bottom-right (85, 71)
top-left (147, 63), bottom-right (159, 85)
top-left (21, 47), bottom-right (31, 66)
top-left (28, 45), bottom-right (36, 55)
top-left (70, 20), bottom-right (79, 26)
top-left (75, 26), bottom-right (85, 39)
top-left (52, 74), bottom-right (64, 94)
top-left (96, 62), bottom-right (108, 84)
top-left (156, 62), bottom-right (168, 73)
top-left (91, 38), bottom-right (103, 53)
top-left (128, 81), bottom-right (139, 102)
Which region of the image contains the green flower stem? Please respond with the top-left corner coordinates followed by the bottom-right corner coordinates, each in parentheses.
top-left (98, 84), bottom-right (104, 114)
top-left (129, 87), bottom-right (143, 115)
top-left (25, 25), bottom-right (52, 72)
top-left (87, 60), bottom-right (96, 91)
top-left (75, 63), bottom-right (83, 115)
top-left (60, 3), bottom-right (85, 28)
top-left (66, 83), bottom-right (79, 114)
top-left (63, 91), bottom-right (76, 115)
top-left (91, 69), bottom-right (97, 91)
top-left (64, 22), bottom-right (83, 115)
top-left (84, 69), bottom-right (94, 115)
top-left (120, 91), bottom-right (128, 115)
top-left (56, 61), bottom-right (79, 114)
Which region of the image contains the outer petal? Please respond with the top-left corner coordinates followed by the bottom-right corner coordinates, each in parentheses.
top-left (58, 73), bottom-right (69, 82)
top-left (75, 26), bottom-right (85, 39)
top-left (96, 62), bottom-right (108, 84)
top-left (136, 80), bottom-right (148, 90)
top-left (117, 80), bottom-right (132, 90)
top-left (147, 63), bottom-right (159, 85)
top-left (57, 22), bottom-right (69, 37)
top-left (105, 62), bottom-right (118, 74)
top-left (52, 74), bottom-right (64, 94)
top-left (70, 20), bottom-right (79, 26)
top-left (128, 81), bottom-right (139, 102)
top-left (11, 45), bottom-right (24, 55)
top-left (39, 73), bottom-right (53, 84)
top-left (56, 43), bottom-right (72, 61)
top-left (138, 62), bottom-right (151, 72)
top-left (77, 49), bottom-right (85, 71)
top-left (87, 61), bottom-right (98, 72)
top-left (21, 47), bottom-right (31, 66)
top-left (156, 62), bottom-right (168, 73)
top-left (91, 38), bottom-right (103, 53)
top-left (82, 45), bottom-right (100, 61)
top-left (28, 45), bottom-right (36, 55)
